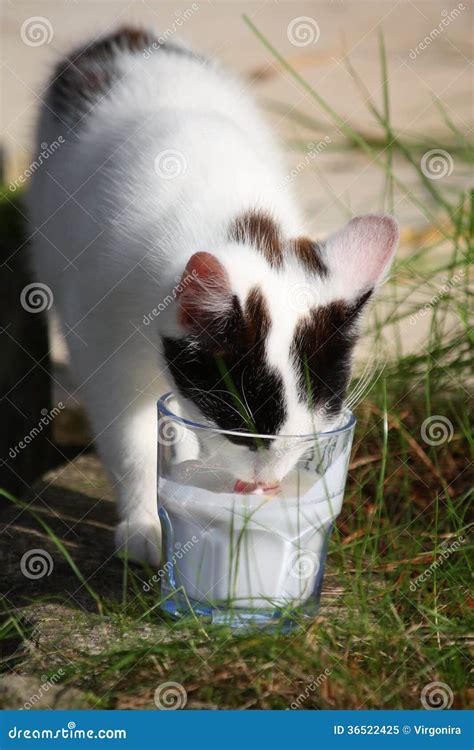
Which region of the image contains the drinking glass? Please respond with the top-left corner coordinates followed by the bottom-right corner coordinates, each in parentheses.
top-left (157, 393), bottom-right (355, 630)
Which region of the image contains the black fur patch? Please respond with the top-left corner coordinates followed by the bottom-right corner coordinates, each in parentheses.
top-left (291, 238), bottom-right (328, 277)
top-left (47, 26), bottom-right (201, 129)
top-left (229, 211), bottom-right (284, 268)
top-left (229, 212), bottom-right (328, 277)
top-left (162, 287), bottom-right (286, 444)
top-left (290, 293), bottom-right (372, 417)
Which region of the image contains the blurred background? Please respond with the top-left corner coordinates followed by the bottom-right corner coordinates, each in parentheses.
top-left (3, 0), bottom-right (471, 230)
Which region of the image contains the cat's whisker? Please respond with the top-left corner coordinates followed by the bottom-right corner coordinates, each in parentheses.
top-left (346, 368), bottom-right (374, 408)
top-left (346, 357), bottom-right (387, 410)
top-left (346, 374), bottom-right (374, 410)
top-left (345, 356), bottom-right (377, 409)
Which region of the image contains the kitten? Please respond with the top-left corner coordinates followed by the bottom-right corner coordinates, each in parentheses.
top-left (27, 27), bottom-right (399, 565)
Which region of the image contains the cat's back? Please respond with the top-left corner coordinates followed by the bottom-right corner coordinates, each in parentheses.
top-left (29, 26), bottom-right (273, 225)
top-left (38, 27), bottom-right (262, 149)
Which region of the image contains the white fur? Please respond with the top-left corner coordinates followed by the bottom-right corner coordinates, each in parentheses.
top-left (27, 33), bottom-right (398, 564)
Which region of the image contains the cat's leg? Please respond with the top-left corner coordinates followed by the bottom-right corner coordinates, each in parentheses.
top-left (76, 350), bottom-right (163, 566)
top-left (105, 400), bottom-right (162, 567)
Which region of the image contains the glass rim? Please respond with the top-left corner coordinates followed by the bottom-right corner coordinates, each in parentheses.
top-left (157, 392), bottom-right (356, 441)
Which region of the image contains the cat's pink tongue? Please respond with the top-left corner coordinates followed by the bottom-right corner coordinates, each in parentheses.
top-left (233, 480), bottom-right (280, 495)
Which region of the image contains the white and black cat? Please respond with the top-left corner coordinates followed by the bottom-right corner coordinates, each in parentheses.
top-left (27, 27), bottom-right (399, 565)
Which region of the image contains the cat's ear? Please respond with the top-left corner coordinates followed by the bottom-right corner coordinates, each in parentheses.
top-left (177, 252), bottom-right (234, 333)
top-left (323, 214), bottom-right (399, 302)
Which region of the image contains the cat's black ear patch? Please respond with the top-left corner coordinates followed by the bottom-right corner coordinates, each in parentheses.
top-left (229, 213), bottom-right (329, 279)
top-left (245, 286), bottom-right (271, 346)
top-left (291, 238), bottom-right (328, 277)
top-left (162, 286), bottom-right (287, 441)
top-left (347, 289), bottom-right (373, 319)
top-left (290, 298), bottom-right (369, 416)
top-left (229, 211), bottom-right (284, 269)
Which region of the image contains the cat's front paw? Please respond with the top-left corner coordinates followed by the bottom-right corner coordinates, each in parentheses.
top-left (115, 516), bottom-right (162, 567)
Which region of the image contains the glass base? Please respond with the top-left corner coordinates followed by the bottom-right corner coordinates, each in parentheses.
top-left (159, 584), bottom-right (323, 633)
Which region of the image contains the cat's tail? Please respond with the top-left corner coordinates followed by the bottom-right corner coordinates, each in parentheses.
top-left (43, 26), bottom-right (198, 132)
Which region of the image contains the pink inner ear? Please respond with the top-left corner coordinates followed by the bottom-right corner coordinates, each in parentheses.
top-left (330, 214), bottom-right (399, 294)
top-left (181, 252), bottom-right (227, 284)
top-left (177, 252), bottom-right (231, 330)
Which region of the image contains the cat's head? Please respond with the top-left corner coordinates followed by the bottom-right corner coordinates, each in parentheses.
top-left (161, 212), bottom-right (398, 485)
